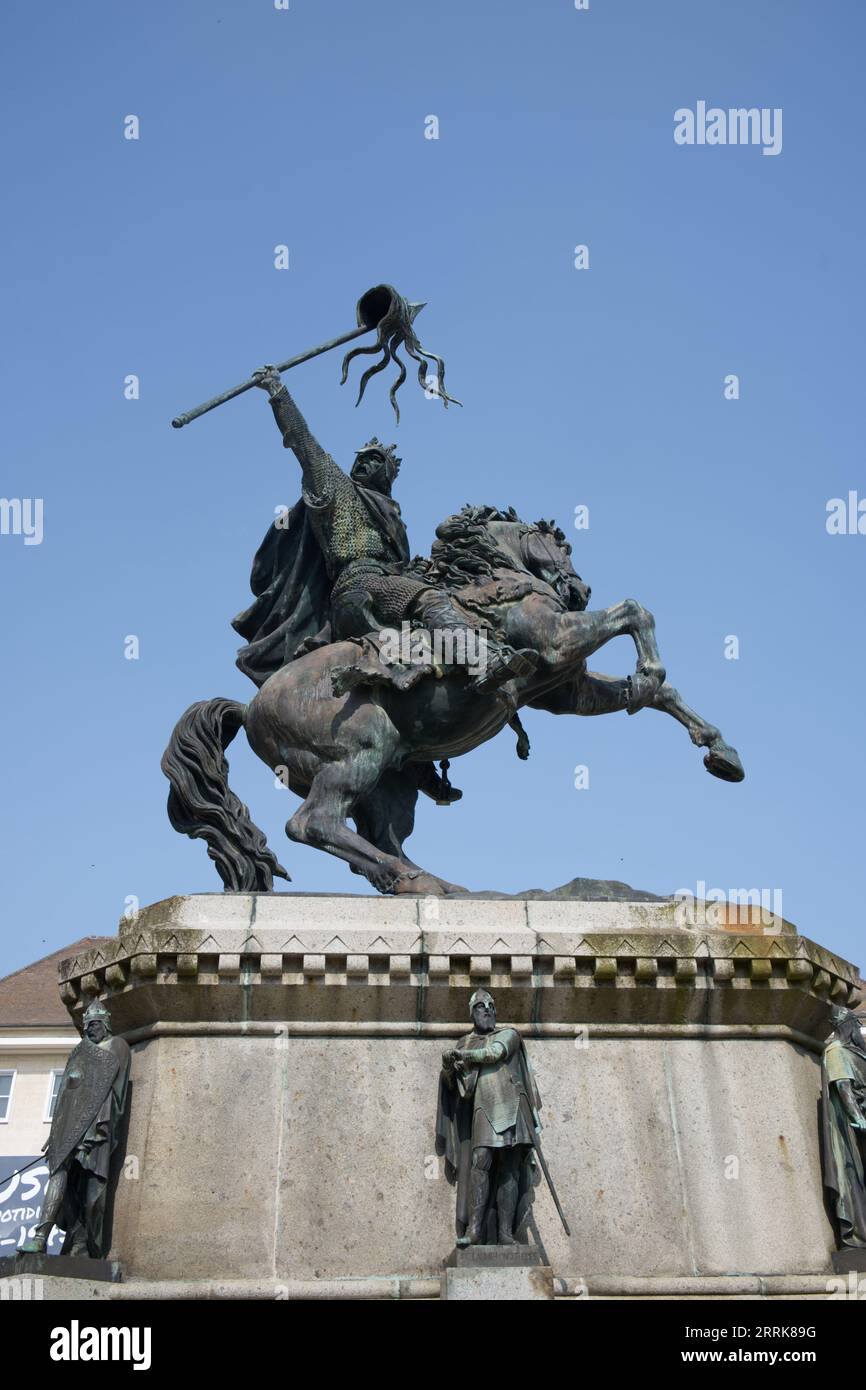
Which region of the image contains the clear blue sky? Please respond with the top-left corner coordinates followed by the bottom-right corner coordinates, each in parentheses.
top-left (1, 1), bottom-right (863, 978)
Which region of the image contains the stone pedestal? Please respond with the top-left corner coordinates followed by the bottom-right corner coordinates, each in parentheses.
top-left (831, 1248), bottom-right (866, 1273)
top-left (444, 1244), bottom-right (547, 1267)
top-left (444, 1267), bottom-right (553, 1299)
top-left (50, 892), bottom-right (859, 1297)
top-left (442, 1244), bottom-right (553, 1300)
top-left (0, 1253), bottom-right (121, 1282)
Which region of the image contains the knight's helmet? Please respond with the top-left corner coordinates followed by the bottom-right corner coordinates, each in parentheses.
top-left (829, 1005), bottom-right (864, 1044)
top-left (83, 999), bottom-right (112, 1034)
top-left (468, 988), bottom-right (495, 1020)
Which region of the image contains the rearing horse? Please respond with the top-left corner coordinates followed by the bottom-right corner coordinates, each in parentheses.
top-left (162, 505), bottom-right (744, 896)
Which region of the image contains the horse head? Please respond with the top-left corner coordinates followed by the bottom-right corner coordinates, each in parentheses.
top-left (516, 518), bottom-right (591, 612)
top-left (430, 505), bottom-right (591, 611)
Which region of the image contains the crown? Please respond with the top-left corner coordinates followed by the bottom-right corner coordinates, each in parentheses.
top-left (355, 437), bottom-right (401, 469)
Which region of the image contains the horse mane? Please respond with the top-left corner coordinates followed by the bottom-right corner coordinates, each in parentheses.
top-left (427, 503), bottom-right (572, 586)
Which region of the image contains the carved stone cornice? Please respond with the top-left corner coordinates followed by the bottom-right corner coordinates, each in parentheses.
top-left (56, 895), bottom-right (860, 1041)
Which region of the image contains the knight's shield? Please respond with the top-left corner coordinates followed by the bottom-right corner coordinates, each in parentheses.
top-left (47, 1040), bottom-right (120, 1171)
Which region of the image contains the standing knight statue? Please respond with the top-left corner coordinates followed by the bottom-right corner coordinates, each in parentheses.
top-left (22, 999), bottom-right (131, 1259)
top-left (821, 1005), bottom-right (866, 1251)
top-left (436, 989), bottom-right (543, 1246)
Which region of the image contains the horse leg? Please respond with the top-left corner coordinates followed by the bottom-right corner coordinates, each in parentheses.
top-left (538, 672), bottom-right (744, 782)
top-left (287, 758), bottom-right (414, 892)
top-left (286, 754), bottom-right (465, 895)
top-left (519, 600), bottom-right (666, 711)
top-left (596, 601), bottom-right (666, 709)
top-left (354, 768), bottom-right (469, 888)
top-left (353, 770), bottom-right (424, 870)
top-left (650, 681), bottom-right (745, 782)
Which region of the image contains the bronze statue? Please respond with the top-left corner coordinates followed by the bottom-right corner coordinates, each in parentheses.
top-left (162, 282), bottom-right (744, 896)
top-left (236, 367), bottom-right (537, 700)
top-left (436, 990), bottom-right (544, 1246)
top-left (21, 1000), bottom-right (130, 1259)
top-left (821, 1006), bottom-right (866, 1251)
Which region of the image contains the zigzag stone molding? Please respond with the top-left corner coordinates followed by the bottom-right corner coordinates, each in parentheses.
top-left (56, 895), bottom-right (860, 1039)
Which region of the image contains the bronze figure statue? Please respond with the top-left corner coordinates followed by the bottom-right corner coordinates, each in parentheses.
top-left (21, 1000), bottom-right (130, 1259)
top-left (162, 283), bottom-right (744, 896)
top-left (821, 1006), bottom-right (866, 1251)
top-left (236, 366), bottom-right (536, 700)
top-left (436, 990), bottom-right (545, 1246)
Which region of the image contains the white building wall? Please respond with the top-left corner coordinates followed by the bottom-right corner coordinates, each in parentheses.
top-left (0, 1030), bottom-right (75, 1157)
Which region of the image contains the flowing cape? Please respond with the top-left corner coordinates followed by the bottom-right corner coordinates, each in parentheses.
top-left (232, 485), bottom-right (411, 688)
top-left (435, 1028), bottom-right (542, 1241)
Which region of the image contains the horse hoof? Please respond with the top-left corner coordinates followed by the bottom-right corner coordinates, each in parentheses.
top-left (392, 872), bottom-right (468, 897)
top-left (703, 741), bottom-right (745, 783)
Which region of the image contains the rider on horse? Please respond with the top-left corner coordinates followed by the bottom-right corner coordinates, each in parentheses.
top-left (235, 367), bottom-right (538, 701)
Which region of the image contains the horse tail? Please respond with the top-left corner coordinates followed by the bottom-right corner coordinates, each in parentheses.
top-left (161, 698), bottom-right (289, 891)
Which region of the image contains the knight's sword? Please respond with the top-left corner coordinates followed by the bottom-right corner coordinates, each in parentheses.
top-left (518, 1091), bottom-right (571, 1237)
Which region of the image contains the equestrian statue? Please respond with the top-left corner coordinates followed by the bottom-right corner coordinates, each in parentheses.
top-left (162, 284), bottom-right (744, 897)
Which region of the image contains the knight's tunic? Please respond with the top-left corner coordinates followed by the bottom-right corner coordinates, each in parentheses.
top-left (304, 461), bottom-right (395, 580)
top-left (824, 1039), bottom-right (866, 1103)
top-left (270, 385), bottom-right (429, 626)
top-left (457, 1027), bottom-right (535, 1149)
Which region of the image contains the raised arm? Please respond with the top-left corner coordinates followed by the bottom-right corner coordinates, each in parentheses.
top-left (253, 366), bottom-right (345, 501)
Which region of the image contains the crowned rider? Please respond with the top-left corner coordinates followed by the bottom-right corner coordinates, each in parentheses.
top-left (233, 369), bottom-right (538, 703)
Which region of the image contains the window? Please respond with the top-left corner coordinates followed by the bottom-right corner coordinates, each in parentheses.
top-left (45, 1070), bottom-right (64, 1122)
top-left (0, 1071), bottom-right (14, 1123)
